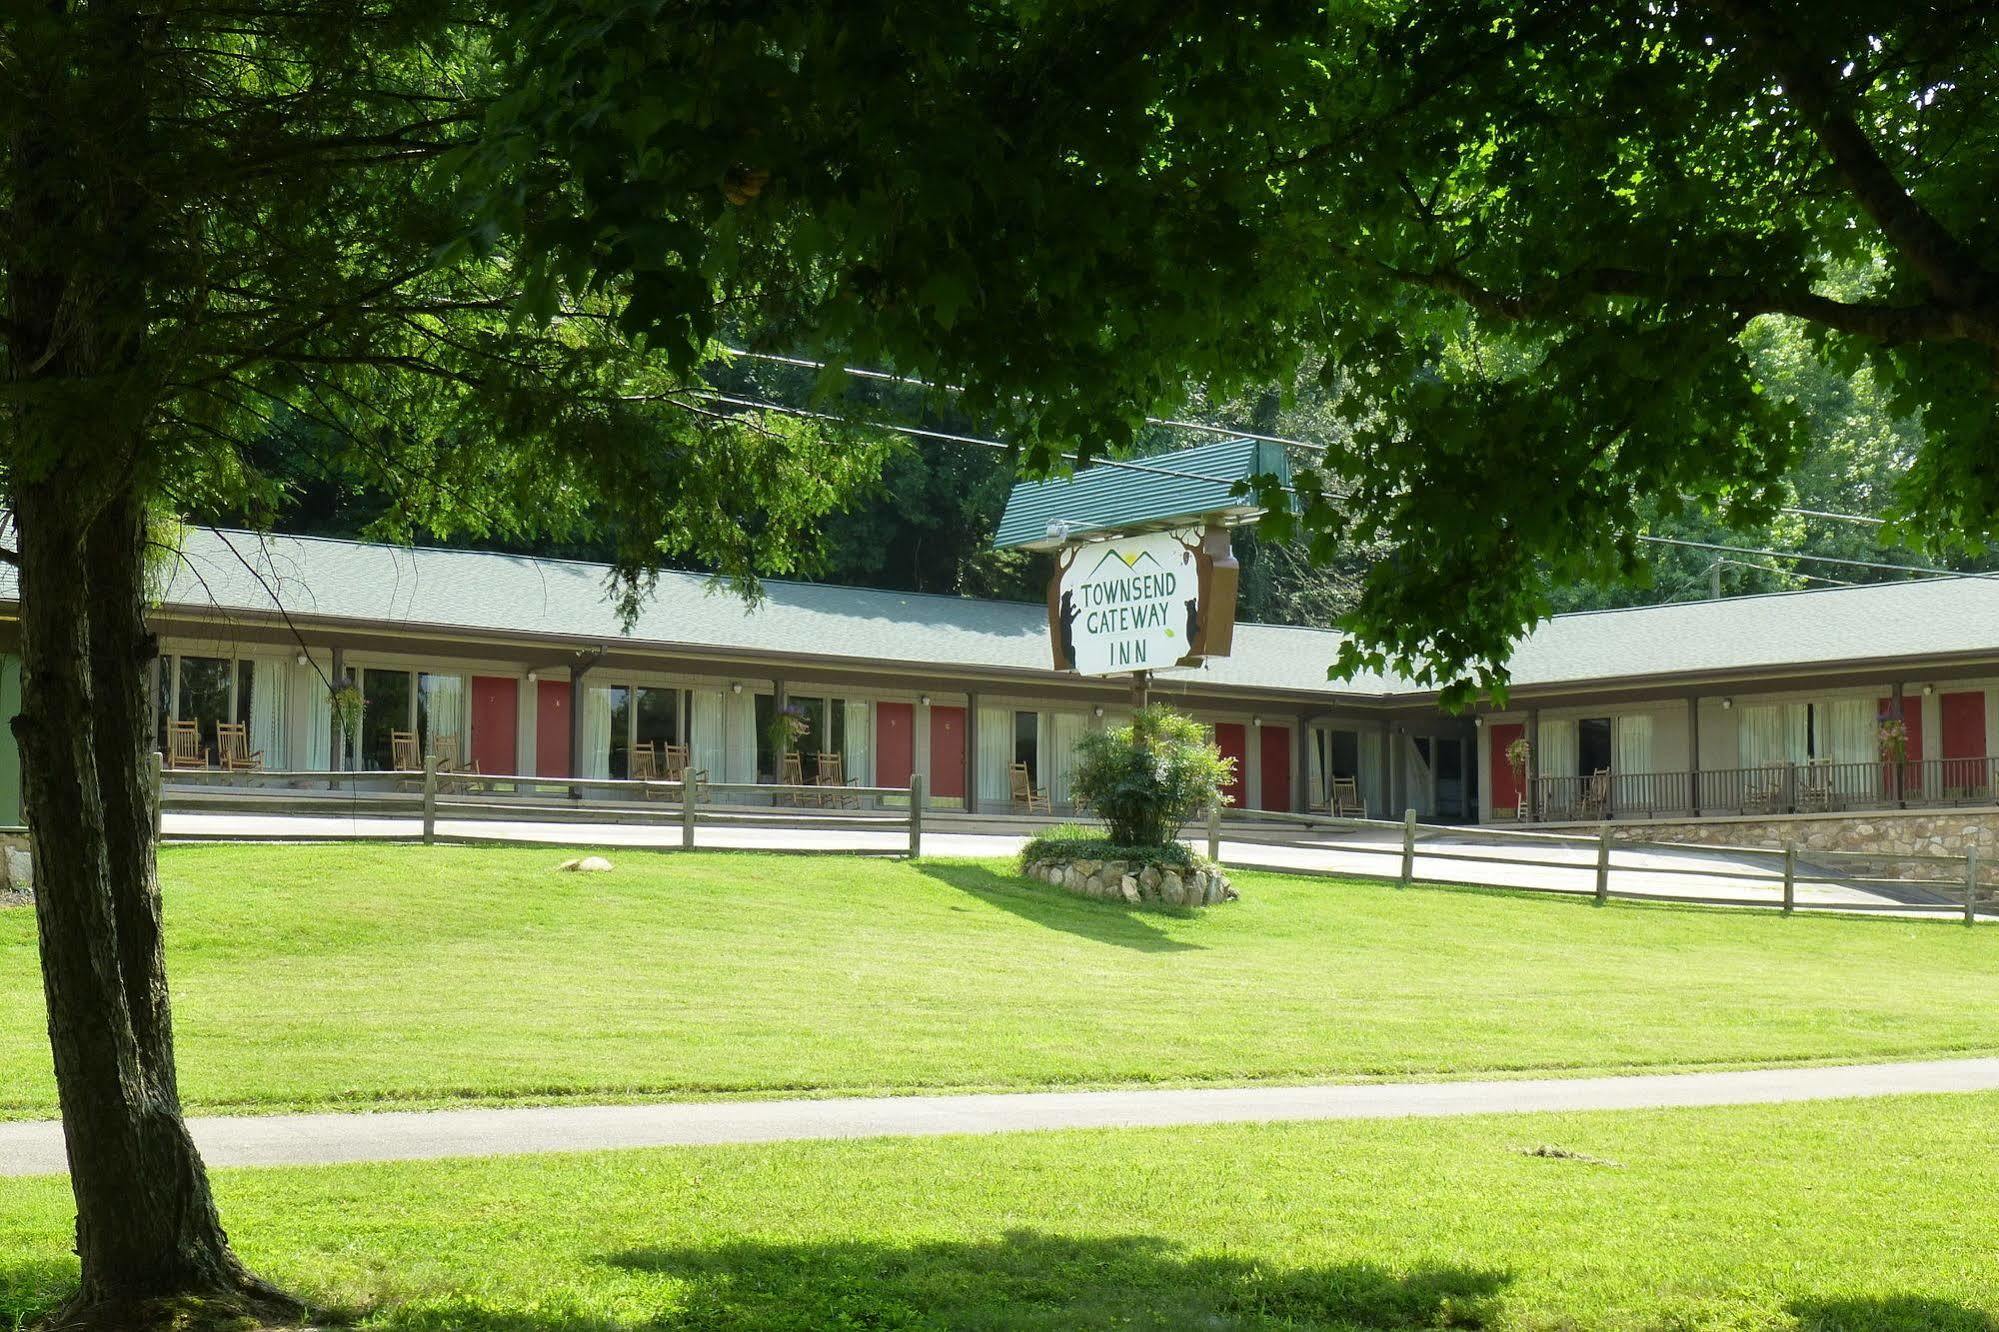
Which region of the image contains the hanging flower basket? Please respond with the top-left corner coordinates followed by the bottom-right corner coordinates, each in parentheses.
top-left (1877, 717), bottom-right (1910, 765)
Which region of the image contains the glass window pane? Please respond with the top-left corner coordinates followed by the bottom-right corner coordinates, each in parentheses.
top-left (1331, 730), bottom-right (1359, 780)
top-left (1578, 717), bottom-right (1613, 774)
top-left (636, 687), bottom-right (679, 753)
top-left (796, 696), bottom-right (827, 765)
top-left (361, 669), bottom-right (413, 771)
top-left (236, 660), bottom-right (254, 728)
top-left (607, 686), bottom-right (632, 780)
top-left (177, 656), bottom-right (233, 758)
top-left (755, 693), bottom-right (775, 777)
top-left (1014, 711), bottom-right (1039, 781)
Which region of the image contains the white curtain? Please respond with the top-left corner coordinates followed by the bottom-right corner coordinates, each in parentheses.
top-left (1048, 712), bottom-right (1087, 808)
top-left (843, 699), bottom-right (871, 786)
top-left (580, 686), bottom-right (614, 780)
top-left (1358, 729), bottom-right (1384, 817)
top-left (249, 658), bottom-right (290, 769)
top-left (1828, 698), bottom-right (1873, 764)
top-left (1739, 705), bottom-right (1783, 770)
top-left (291, 659), bottom-right (333, 771)
top-left (1614, 714), bottom-right (1653, 774)
top-left (423, 673), bottom-right (464, 753)
top-left (692, 689), bottom-right (726, 783)
top-left (1784, 702), bottom-right (1811, 763)
top-left (976, 704), bottom-right (1012, 808)
top-left (1404, 734), bottom-right (1434, 817)
top-left (1539, 719), bottom-right (1578, 779)
top-left (725, 691), bottom-right (757, 784)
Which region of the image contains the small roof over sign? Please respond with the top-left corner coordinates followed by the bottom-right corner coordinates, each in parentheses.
top-left (994, 437), bottom-right (1291, 551)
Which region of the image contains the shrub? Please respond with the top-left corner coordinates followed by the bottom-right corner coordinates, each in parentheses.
top-left (1068, 705), bottom-right (1233, 848)
top-left (1019, 834), bottom-right (1198, 872)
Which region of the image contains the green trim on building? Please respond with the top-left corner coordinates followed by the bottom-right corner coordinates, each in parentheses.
top-left (994, 437), bottom-right (1290, 550)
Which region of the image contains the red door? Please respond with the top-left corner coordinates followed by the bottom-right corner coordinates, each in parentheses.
top-left (535, 679), bottom-right (571, 777)
top-left (1940, 690), bottom-right (1986, 794)
top-left (1258, 725), bottom-right (1292, 811)
top-left (1877, 696), bottom-right (1923, 798)
top-left (929, 706), bottom-right (966, 801)
top-left (877, 702), bottom-right (915, 790)
top-left (1489, 721), bottom-right (1525, 815)
top-left (1214, 722), bottom-right (1248, 809)
top-left (471, 676), bottom-right (519, 776)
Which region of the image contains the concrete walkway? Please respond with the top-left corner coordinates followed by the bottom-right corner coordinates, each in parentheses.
top-left (6, 1058), bottom-right (1998, 1177)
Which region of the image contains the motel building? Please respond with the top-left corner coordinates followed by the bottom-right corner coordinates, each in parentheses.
top-left (2, 523), bottom-right (1999, 841)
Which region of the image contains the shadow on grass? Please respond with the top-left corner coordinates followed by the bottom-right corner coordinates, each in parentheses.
top-left (1791, 1295), bottom-right (1998, 1331)
top-left (588, 1230), bottom-right (1506, 1331)
top-left (0, 1257), bottom-right (80, 1330)
top-left (914, 861), bottom-right (1201, 953)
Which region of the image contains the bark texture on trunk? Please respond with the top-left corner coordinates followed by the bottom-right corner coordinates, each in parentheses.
top-left (13, 485), bottom-right (298, 1329)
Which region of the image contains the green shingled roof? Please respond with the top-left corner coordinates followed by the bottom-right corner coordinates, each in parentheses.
top-left (994, 437), bottom-right (1290, 549)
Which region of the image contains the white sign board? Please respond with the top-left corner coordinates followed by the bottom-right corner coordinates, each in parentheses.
top-left (1056, 529), bottom-right (1201, 676)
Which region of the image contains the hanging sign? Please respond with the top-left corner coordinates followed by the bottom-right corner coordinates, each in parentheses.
top-left (1048, 526), bottom-right (1239, 675)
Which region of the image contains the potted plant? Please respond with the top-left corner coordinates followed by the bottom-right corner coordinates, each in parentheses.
top-left (1504, 736), bottom-right (1531, 781)
top-left (764, 702), bottom-right (810, 778)
top-left (329, 678), bottom-right (363, 746)
top-left (1877, 716), bottom-right (1910, 765)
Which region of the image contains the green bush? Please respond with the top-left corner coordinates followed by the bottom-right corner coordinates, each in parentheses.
top-left (1019, 834), bottom-right (1198, 872)
top-left (1067, 705), bottom-right (1233, 848)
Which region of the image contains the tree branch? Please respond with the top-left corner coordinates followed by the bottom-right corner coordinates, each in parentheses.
top-left (1712, 0), bottom-right (1996, 310)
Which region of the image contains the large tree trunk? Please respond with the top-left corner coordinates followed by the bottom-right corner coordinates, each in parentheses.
top-left (14, 482), bottom-right (299, 1329)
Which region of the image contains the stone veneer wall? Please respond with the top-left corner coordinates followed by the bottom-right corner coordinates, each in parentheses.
top-left (1587, 807), bottom-right (1999, 885)
top-left (0, 832), bottom-right (28, 900)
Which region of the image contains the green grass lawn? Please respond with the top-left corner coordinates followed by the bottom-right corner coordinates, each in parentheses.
top-left (4, 1090), bottom-right (1996, 1329)
top-left (0, 843), bottom-right (1995, 1118)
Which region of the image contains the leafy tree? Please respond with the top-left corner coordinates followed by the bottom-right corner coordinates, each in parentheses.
top-left (8, 2), bottom-right (1999, 1324)
top-left (487, 0), bottom-right (1997, 704)
top-left (1069, 706), bottom-right (1233, 847)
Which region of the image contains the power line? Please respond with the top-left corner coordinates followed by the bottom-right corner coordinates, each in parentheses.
top-left (719, 344), bottom-right (1327, 454)
top-left (1641, 534), bottom-right (1994, 582)
top-left (717, 345), bottom-right (1900, 531)
top-left (699, 388), bottom-right (1978, 585)
top-left (696, 390), bottom-right (1311, 500)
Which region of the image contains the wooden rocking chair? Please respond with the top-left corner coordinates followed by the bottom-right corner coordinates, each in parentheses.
top-left (663, 743), bottom-right (709, 802)
top-left (214, 721), bottom-right (264, 772)
top-left (390, 729), bottom-right (421, 772)
top-left (814, 752), bottom-right (860, 809)
top-left (1327, 775), bottom-right (1365, 819)
top-left (165, 719), bottom-right (209, 770)
top-left (1009, 761), bottom-right (1051, 814)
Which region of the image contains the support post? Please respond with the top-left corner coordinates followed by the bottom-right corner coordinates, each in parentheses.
top-left (422, 754), bottom-right (438, 845)
top-left (909, 772), bottom-right (925, 859)
top-left (1400, 808), bottom-right (1416, 886)
top-left (149, 751), bottom-right (164, 840)
top-left (1781, 842), bottom-right (1796, 915)
top-left (1966, 846), bottom-right (1980, 927)
top-left (964, 690), bottom-right (979, 815)
top-left (330, 645), bottom-right (347, 771)
top-left (1687, 694), bottom-right (1701, 817)
top-left (1890, 682), bottom-right (1906, 807)
top-left (681, 772), bottom-right (697, 851)
top-left (1594, 824), bottom-right (1611, 906)
top-left (1206, 797), bottom-right (1221, 864)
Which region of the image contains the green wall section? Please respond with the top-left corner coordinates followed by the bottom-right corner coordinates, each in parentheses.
top-left (0, 655), bottom-right (19, 827)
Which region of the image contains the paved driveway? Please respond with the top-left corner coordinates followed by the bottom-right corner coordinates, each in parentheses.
top-left (163, 810), bottom-right (1949, 915)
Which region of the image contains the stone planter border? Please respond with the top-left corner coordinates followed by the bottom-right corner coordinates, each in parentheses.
top-left (1023, 854), bottom-right (1233, 908)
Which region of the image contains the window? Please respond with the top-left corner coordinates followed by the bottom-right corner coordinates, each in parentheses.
top-left (755, 692), bottom-right (776, 776)
top-left (1330, 729), bottom-right (1359, 780)
top-left (635, 686), bottom-right (680, 754)
top-left (1013, 710), bottom-right (1040, 782)
top-left (361, 668), bottom-right (412, 771)
top-left (416, 672), bottom-right (465, 758)
top-left (177, 656), bottom-right (233, 756)
top-left (606, 686), bottom-right (632, 779)
top-left (789, 696), bottom-right (846, 768)
top-left (1578, 717), bottom-right (1613, 775)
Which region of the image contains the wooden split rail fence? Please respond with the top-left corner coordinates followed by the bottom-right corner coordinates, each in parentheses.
top-left (1212, 805), bottom-right (1993, 924)
top-left (154, 759), bottom-right (930, 858)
